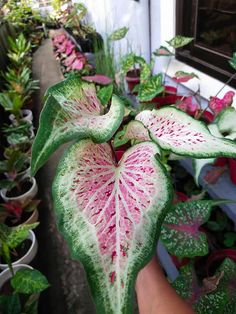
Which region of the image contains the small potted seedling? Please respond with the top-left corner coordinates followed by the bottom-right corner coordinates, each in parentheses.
top-left (0, 222), bottom-right (38, 270)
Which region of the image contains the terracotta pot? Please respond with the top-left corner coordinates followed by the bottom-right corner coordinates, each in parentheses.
top-left (0, 230), bottom-right (38, 270)
top-left (229, 158), bottom-right (236, 185)
top-left (125, 69), bottom-right (140, 94)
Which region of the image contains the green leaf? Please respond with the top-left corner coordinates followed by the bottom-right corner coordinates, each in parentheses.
top-left (229, 52), bottom-right (236, 71)
top-left (97, 84), bottom-right (113, 106)
top-left (161, 200), bottom-right (228, 258)
top-left (153, 46), bottom-right (174, 57)
top-left (109, 27), bottom-right (129, 41)
top-left (217, 107), bottom-right (236, 138)
top-left (167, 35), bottom-right (194, 49)
top-left (172, 264), bottom-right (228, 314)
top-left (0, 223), bottom-right (38, 249)
top-left (52, 139), bottom-right (173, 313)
top-left (140, 63), bottom-right (152, 84)
top-left (31, 76), bottom-right (124, 176)
top-left (224, 232), bottom-right (236, 247)
top-left (138, 74), bottom-right (164, 102)
top-left (0, 295), bottom-right (21, 314)
top-left (121, 53), bottom-right (136, 74)
top-left (136, 107), bottom-right (236, 158)
top-left (11, 269), bottom-right (49, 294)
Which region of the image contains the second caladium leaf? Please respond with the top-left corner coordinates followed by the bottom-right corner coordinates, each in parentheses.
top-left (136, 107), bottom-right (236, 158)
top-left (53, 140), bottom-right (172, 314)
top-left (138, 74), bottom-right (164, 102)
top-left (161, 200), bottom-right (227, 258)
top-left (31, 77), bottom-right (124, 175)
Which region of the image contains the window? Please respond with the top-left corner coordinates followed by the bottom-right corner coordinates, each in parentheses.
top-left (176, 0), bottom-right (236, 88)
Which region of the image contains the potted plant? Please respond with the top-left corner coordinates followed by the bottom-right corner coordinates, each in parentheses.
top-left (0, 198), bottom-right (40, 226)
top-left (0, 222), bottom-right (38, 270)
top-left (30, 75), bottom-right (236, 313)
top-left (0, 265), bottom-right (49, 313)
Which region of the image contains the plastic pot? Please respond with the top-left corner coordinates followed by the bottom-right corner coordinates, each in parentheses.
top-left (125, 69), bottom-right (140, 94)
top-left (0, 230), bottom-right (38, 270)
top-left (0, 264), bottom-right (33, 290)
top-left (0, 177), bottom-right (38, 203)
top-left (9, 109), bottom-right (33, 125)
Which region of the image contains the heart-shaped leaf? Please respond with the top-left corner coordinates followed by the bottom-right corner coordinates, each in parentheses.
top-left (172, 264), bottom-right (228, 313)
top-left (167, 36), bottom-right (194, 49)
top-left (173, 71), bottom-right (199, 83)
top-left (109, 27), bottom-right (129, 41)
top-left (153, 46), bottom-right (174, 57)
top-left (135, 107), bottom-right (236, 158)
top-left (11, 269), bottom-right (49, 294)
top-left (161, 200), bottom-right (227, 258)
top-left (138, 74), bottom-right (164, 102)
top-left (53, 140), bottom-right (173, 314)
top-left (114, 121), bottom-right (151, 148)
top-left (31, 77), bottom-right (124, 175)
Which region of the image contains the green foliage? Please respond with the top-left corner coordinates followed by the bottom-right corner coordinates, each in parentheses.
top-left (0, 295), bottom-right (21, 314)
top-left (0, 91), bottom-right (25, 117)
top-left (97, 84), bottom-right (113, 106)
top-left (166, 35), bottom-right (194, 49)
top-left (161, 200), bottom-right (230, 257)
top-left (138, 74), bottom-right (164, 101)
top-left (109, 27), bottom-right (129, 41)
top-left (11, 268), bottom-right (49, 294)
top-left (0, 222), bottom-right (38, 250)
top-left (229, 52), bottom-right (236, 71)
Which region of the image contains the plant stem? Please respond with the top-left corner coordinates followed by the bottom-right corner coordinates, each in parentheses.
top-left (215, 72), bottom-right (236, 97)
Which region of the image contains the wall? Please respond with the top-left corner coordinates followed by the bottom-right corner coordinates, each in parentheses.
top-left (151, 0), bottom-right (236, 107)
top-left (73, 0), bottom-right (151, 62)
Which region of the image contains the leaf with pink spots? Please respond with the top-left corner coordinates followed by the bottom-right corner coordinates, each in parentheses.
top-left (53, 140), bottom-right (172, 314)
top-left (161, 200), bottom-right (228, 257)
top-left (136, 107), bottom-right (236, 158)
top-left (31, 76), bottom-right (124, 175)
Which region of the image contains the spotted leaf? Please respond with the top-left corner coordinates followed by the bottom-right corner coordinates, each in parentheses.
top-left (173, 264), bottom-right (228, 314)
top-left (167, 35), bottom-right (194, 49)
top-left (153, 46), bottom-right (174, 57)
top-left (53, 140), bottom-right (172, 314)
top-left (138, 74), bottom-right (164, 102)
top-left (161, 200), bottom-right (228, 258)
top-left (135, 107), bottom-right (236, 158)
top-left (31, 77), bottom-right (124, 175)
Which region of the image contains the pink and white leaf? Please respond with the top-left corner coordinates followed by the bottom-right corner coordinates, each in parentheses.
top-left (53, 140), bottom-right (172, 313)
top-left (31, 77), bottom-right (124, 175)
top-left (135, 107), bottom-right (236, 158)
top-left (209, 91), bottom-right (235, 115)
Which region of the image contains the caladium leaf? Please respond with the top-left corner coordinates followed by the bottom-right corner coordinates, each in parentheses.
top-left (172, 264), bottom-right (228, 314)
top-left (135, 107), bottom-right (236, 158)
top-left (153, 46), bottom-right (174, 57)
top-left (138, 74), bottom-right (164, 102)
top-left (82, 75), bottom-right (113, 85)
top-left (192, 124), bottom-right (222, 185)
top-left (97, 84), bottom-right (113, 106)
top-left (173, 71), bottom-right (199, 83)
top-left (217, 107), bottom-right (236, 137)
top-left (109, 27), bottom-right (129, 41)
top-left (53, 140), bottom-right (173, 314)
top-left (161, 200), bottom-right (228, 258)
top-left (229, 52), bottom-right (236, 70)
top-left (167, 35), bottom-right (194, 49)
top-left (31, 77), bottom-right (124, 175)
